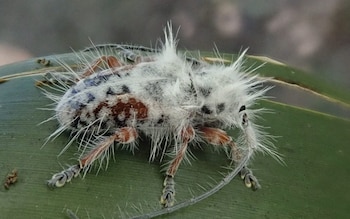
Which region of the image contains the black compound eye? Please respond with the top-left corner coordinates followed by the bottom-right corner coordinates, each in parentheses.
top-left (216, 103), bottom-right (225, 113)
top-left (239, 105), bottom-right (246, 112)
top-left (201, 105), bottom-right (212, 114)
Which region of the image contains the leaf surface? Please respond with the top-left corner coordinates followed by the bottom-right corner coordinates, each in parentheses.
top-left (0, 52), bottom-right (349, 218)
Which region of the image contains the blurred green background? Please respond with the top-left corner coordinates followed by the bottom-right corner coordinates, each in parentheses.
top-left (0, 0), bottom-right (349, 88)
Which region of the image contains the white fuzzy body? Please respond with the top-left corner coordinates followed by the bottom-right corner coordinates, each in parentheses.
top-left (56, 48), bottom-right (192, 137)
top-left (51, 30), bottom-right (272, 162)
top-left (44, 25), bottom-right (282, 216)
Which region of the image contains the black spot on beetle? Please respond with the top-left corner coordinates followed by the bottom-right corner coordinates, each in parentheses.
top-left (198, 87), bottom-right (212, 97)
top-left (79, 120), bottom-right (88, 127)
top-left (239, 105), bottom-right (246, 112)
top-left (70, 117), bottom-right (80, 129)
top-left (145, 81), bottom-right (163, 100)
top-left (70, 88), bottom-right (79, 95)
top-left (201, 105), bottom-right (212, 114)
top-left (83, 75), bottom-right (107, 87)
top-left (114, 73), bottom-right (121, 78)
top-left (137, 119), bottom-right (146, 125)
top-left (121, 84), bottom-right (131, 93)
top-left (106, 87), bottom-right (116, 95)
top-left (188, 78), bottom-right (197, 97)
top-left (113, 117), bottom-right (126, 127)
top-left (242, 113), bottom-right (248, 125)
top-left (216, 103), bottom-right (225, 113)
top-left (99, 121), bottom-right (108, 131)
top-left (69, 100), bottom-right (86, 110)
top-left (157, 114), bottom-right (166, 124)
top-left (86, 93), bottom-right (95, 103)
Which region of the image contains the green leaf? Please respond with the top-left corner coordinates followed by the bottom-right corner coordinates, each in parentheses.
top-left (0, 51), bottom-right (349, 219)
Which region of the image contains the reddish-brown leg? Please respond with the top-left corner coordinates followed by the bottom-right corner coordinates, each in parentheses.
top-left (161, 126), bottom-right (195, 207)
top-left (37, 54), bottom-right (149, 87)
top-left (199, 127), bottom-right (241, 161)
top-left (81, 55), bottom-right (122, 79)
top-left (47, 127), bottom-right (138, 188)
top-left (198, 127), bottom-right (261, 190)
top-left (79, 127), bottom-right (138, 169)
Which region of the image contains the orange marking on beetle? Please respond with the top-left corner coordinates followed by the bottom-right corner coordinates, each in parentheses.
top-left (93, 94), bottom-right (148, 120)
top-left (115, 127), bottom-right (138, 143)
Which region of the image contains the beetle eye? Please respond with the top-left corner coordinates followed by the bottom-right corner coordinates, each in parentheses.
top-left (201, 105), bottom-right (212, 114)
top-left (239, 105), bottom-right (246, 112)
top-left (216, 103), bottom-right (225, 113)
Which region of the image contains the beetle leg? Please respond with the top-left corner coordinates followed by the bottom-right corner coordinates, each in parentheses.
top-left (198, 127), bottom-right (261, 190)
top-left (80, 55), bottom-right (122, 79)
top-left (161, 126), bottom-right (195, 207)
top-left (47, 127), bottom-right (138, 188)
